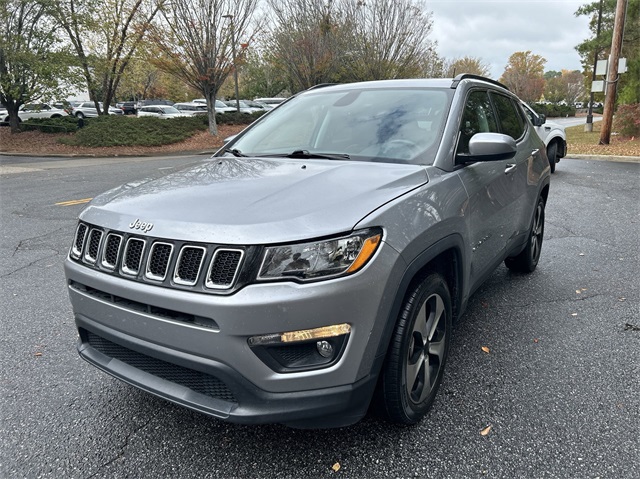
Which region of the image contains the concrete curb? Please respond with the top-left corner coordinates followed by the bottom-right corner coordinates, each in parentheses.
top-left (567, 155), bottom-right (640, 163)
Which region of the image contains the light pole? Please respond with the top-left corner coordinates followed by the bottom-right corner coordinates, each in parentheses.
top-left (222, 14), bottom-right (240, 113)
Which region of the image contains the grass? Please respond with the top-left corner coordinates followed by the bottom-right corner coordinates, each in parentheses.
top-left (566, 121), bottom-right (640, 157)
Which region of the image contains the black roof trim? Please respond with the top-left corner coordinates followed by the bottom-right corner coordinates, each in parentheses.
top-left (306, 83), bottom-right (338, 91)
top-left (451, 74), bottom-right (509, 91)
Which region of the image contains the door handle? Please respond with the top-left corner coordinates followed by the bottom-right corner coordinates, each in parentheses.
top-left (531, 149), bottom-right (539, 156)
top-left (505, 163), bottom-right (517, 174)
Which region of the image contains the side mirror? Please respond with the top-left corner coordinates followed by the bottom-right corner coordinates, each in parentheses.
top-left (457, 133), bottom-right (517, 164)
top-left (223, 134), bottom-right (237, 145)
top-left (536, 113), bottom-right (546, 126)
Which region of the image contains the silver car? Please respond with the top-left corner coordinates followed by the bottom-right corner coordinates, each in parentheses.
top-left (64, 75), bottom-right (550, 428)
top-left (72, 101), bottom-right (124, 118)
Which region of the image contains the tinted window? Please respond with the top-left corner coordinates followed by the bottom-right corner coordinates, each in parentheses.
top-left (456, 90), bottom-right (498, 155)
top-left (491, 93), bottom-right (525, 140)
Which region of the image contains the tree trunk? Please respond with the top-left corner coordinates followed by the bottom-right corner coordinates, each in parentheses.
top-left (6, 105), bottom-right (21, 133)
top-left (206, 90), bottom-right (219, 136)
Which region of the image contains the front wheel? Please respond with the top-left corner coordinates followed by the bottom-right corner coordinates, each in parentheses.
top-left (75, 112), bottom-right (85, 119)
top-left (379, 272), bottom-right (452, 424)
top-left (505, 196), bottom-right (545, 273)
top-left (547, 142), bottom-right (557, 174)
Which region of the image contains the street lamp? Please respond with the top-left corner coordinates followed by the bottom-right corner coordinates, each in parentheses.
top-left (222, 14), bottom-right (240, 113)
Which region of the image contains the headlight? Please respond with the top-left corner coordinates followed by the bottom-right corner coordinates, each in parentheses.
top-left (258, 229), bottom-right (382, 281)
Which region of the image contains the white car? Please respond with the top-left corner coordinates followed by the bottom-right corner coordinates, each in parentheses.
top-left (522, 102), bottom-right (567, 174)
top-left (137, 105), bottom-right (190, 119)
top-left (72, 102), bottom-right (124, 118)
top-left (254, 97), bottom-right (287, 107)
top-left (191, 98), bottom-right (236, 114)
top-left (173, 102), bottom-right (209, 116)
top-left (2, 103), bottom-right (69, 123)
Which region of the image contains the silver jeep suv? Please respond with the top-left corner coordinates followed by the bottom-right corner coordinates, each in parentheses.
top-left (65, 75), bottom-right (550, 428)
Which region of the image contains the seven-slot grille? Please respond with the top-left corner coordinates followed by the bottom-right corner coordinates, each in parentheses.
top-left (70, 222), bottom-right (246, 293)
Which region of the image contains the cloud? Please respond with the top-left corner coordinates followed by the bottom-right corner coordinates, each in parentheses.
top-left (428, 0), bottom-right (591, 78)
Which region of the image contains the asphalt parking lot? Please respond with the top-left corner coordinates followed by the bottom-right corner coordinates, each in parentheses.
top-left (0, 155), bottom-right (638, 478)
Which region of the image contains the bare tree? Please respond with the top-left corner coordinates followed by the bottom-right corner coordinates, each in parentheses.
top-left (151, 0), bottom-right (258, 136)
top-left (50, 0), bottom-right (161, 114)
top-left (0, 0), bottom-right (77, 132)
top-left (444, 56), bottom-right (491, 78)
top-left (342, 0), bottom-right (436, 81)
top-left (267, 0), bottom-right (347, 92)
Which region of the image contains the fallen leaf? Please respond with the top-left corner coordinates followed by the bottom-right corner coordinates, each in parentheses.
top-left (579, 253), bottom-right (585, 256)
top-left (533, 338), bottom-right (539, 343)
top-left (581, 288), bottom-right (587, 291)
top-left (34, 352), bottom-right (42, 357)
top-left (618, 297), bottom-right (626, 301)
top-left (576, 290), bottom-right (581, 294)
top-left (481, 346), bottom-right (490, 354)
top-left (332, 463), bottom-right (341, 472)
top-left (480, 425), bottom-right (492, 436)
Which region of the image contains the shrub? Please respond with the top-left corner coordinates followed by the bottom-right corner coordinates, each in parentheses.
top-left (216, 111), bottom-right (265, 125)
top-left (59, 115), bottom-right (208, 147)
top-left (20, 116), bottom-right (81, 133)
top-left (531, 103), bottom-right (576, 118)
top-left (613, 103), bottom-right (640, 138)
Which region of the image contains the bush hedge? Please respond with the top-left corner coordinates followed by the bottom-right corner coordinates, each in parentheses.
top-left (20, 116), bottom-right (81, 133)
top-left (613, 103), bottom-right (640, 138)
top-left (530, 103), bottom-right (576, 118)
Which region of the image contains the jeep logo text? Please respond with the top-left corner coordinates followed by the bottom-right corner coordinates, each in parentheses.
top-left (129, 219), bottom-right (154, 233)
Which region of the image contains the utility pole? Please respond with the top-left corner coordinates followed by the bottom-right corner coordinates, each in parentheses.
top-left (585, 0), bottom-right (603, 133)
top-left (599, 0), bottom-right (627, 145)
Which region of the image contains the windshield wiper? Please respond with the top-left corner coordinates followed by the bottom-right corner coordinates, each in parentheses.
top-left (222, 148), bottom-right (247, 157)
top-left (258, 150), bottom-right (350, 160)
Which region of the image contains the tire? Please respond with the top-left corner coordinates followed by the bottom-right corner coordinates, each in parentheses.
top-left (379, 272), bottom-right (452, 424)
top-left (75, 112), bottom-right (85, 119)
top-left (505, 196), bottom-right (545, 273)
top-left (547, 142), bottom-right (557, 174)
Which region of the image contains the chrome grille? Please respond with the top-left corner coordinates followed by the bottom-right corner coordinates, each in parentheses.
top-left (122, 238), bottom-right (145, 275)
top-left (84, 229), bottom-right (103, 264)
top-left (72, 223), bottom-right (88, 258)
top-left (174, 246), bottom-right (206, 286)
top-left (70, 222), bottom-right (247, 294)
top-left (206, 249), bottom-right (243, 289)
top-left (145, 242), bottom-right (173, 281)
top-left (101, 234), bottom-right (122, 270)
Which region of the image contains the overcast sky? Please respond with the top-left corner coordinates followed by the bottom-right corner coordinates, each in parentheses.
top-left (428, 0), bottom-right (592, 79)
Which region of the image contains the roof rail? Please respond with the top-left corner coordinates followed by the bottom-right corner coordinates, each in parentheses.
top-left (450, 74), bottom-right (509, 91)
top-left (306, 83), bottom-right (338, 91)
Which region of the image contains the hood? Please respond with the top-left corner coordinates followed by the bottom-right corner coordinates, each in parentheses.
top-left (81, 157), bottom-right (427, 244)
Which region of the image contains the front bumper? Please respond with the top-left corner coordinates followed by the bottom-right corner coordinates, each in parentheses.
top-left (65, 242), bottom-right (403, 427)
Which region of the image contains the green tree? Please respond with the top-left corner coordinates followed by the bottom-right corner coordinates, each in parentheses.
top-left (499, 51), bottom-right (546, 103)
top-left (0, 0), bottom-right (78, 132)
top-left (49, 0), bottom-right (161, 114)
top-left (575, 0), bottom-right (640, 104)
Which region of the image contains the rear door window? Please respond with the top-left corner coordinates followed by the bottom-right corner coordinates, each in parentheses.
top-left (490, 93), bottom-right (525, 141)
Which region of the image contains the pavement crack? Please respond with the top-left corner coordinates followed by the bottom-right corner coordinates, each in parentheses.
top-left (85, 413), bottom-right (158, 479)
top-left (1, 250), bottom-right (60, 278)
top-left (11, 225), bottom-right (69, 256)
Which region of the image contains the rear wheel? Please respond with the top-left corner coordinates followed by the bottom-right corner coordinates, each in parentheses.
top-left (379, 272), bottom-right (452, 424)
top-left (505, 196), bottom-right (545, 273)
top-left (75, 112), bottom-right (85, 119)
top-left (547, 142), bottom-right (557, 173)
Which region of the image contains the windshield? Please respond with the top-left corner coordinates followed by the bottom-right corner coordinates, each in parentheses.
top-left (160, 106), bottom-right (181, 114)
top-left (226, 87), bottom-right (451, 164)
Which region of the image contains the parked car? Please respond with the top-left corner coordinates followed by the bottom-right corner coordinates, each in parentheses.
top-left (64, 75), bottom-right (550, 428)
top-left (223, 100), bottom-right (263, 114)
top-left (137, 105), bottom-right (190, 119)
top-left (173, 102), bottom-right (209, 116)
top-left (521, 102), bottom-right (567, 173)
top-left (136, 99), bottom-right (174, 110)
top-left (2, 102), bottom-right (69, 123)
top-left (192, 98), bottom-right (236, 114)
top-left (116, 101), bottom-right (137, 115)
top-left (72, 102), bottom-right (124, 119)
top-left (254, 97), bottom-right (287, 107)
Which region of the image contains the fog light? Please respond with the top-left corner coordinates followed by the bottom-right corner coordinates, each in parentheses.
top-left (317, 340), bottom-right (333, 358)
top-left (248, 324), bottom-right (351, 373)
